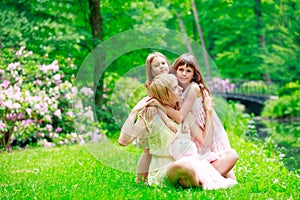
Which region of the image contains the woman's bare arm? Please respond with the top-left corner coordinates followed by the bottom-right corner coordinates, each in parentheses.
top-left (118, 97), bottom-right (149, 146)
top-left (118, 110), bottom-right (146, 146)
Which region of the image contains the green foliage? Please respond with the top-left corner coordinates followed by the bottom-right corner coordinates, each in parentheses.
top-left (0, 0), bottom-right (90, 63)
top-left (263, 82), bottom-right (300, 118)
top-left (214, 98), bottom-right (250, 138)
top-left (98, 72), bottom-right (147, 137)
top-left (278, 81), bottom-right (300, 97)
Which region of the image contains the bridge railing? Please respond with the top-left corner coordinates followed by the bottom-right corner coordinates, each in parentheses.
top-left (206, 77), bottom-right (279, 97)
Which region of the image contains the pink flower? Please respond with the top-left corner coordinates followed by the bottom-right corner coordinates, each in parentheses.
top-left (53, 74), bottom-right (61, 81)
top-left (54, 109), bottom-right (62, 119)
top-left (0, 120), bottom-right (6, 130)
top-left (16, 46), bottom-right (25, 56)
top-left (46, 124), bottom-right (53, 132)
top-left (12, 103), bottom-right (21, 110)
top-left (80, 87), bottom-right (93, 96)
top-left (66, 111), bottom-right (73, 117)
top-left (84, 110), bottom-right (94, 121)
top-left (2, 80), bottom-right (10, 89)
top-left (55, 127), bottom-right (63, 133)
top-left (26, 108), bottom-right (32, 115)
top-left (3, 100), bottom-right (13, 109)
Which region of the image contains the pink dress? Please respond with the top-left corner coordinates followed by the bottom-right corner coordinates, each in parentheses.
top-left (168, 125), bottom-right (237, 190)
top-left (183, 83), bottom-right (231, 160)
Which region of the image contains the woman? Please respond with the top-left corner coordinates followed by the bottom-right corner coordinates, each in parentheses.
top-left (118, 74), bottom-right (237, 189)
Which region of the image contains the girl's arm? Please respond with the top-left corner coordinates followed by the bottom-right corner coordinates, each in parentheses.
top-left (201, 90), bottom-right (213, 147)
top-left (146, 83), bottom-right (200, 124)
top-left (189, 118), bottom-right (204, 147)
top-left (166, 82), bottom-right (200, 123)
top-left (157, 108), bottom-right (177, 133)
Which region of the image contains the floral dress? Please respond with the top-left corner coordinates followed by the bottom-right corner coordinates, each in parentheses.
top-left (183, 83), bottom-right (231, 160)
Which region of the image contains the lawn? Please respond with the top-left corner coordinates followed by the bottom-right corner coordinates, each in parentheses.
top-left (0, 134), bottom-right (299, 200)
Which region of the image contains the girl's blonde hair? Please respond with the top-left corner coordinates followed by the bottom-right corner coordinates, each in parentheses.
top-left (149, 74), bottom-right (178, 108)
top-left (145, 52), bottom-right (170, 88)
top-left (171, 53), bottom-right (210, 95)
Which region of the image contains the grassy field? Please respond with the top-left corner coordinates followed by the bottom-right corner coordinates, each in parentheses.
top-left (0, 134), bottom-right (299, 199)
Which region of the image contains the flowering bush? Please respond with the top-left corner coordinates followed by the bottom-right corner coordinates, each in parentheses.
top-left (207, 77), bottom-right (235, 93)
top-left (0, 47), bottom-right (102, 151)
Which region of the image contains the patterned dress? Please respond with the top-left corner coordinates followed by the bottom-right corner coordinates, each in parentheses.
top-left (182, 83), bottom-right (231, 159)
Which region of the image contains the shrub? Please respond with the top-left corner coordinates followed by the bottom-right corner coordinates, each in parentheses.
top-left (277, 81), bottom-right (300, 97)
top-left (0, 47), bottom-right (102, 151)
top-left (262, 90), bottom-right (300, 118)
top-left (96, 73), bottom-right (147, 137)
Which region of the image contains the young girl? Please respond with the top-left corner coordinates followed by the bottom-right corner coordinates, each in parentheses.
top-left (149, 53), bottom-right (237, 179)
top-left (134, 52), bottom-right (177, 183)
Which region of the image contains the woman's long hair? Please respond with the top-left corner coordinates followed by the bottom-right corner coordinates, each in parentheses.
top-left (149, 74), bottom-right (179, 109)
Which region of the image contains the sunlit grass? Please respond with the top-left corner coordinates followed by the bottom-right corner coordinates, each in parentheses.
top-left (1, 133), bottom-right (299, 199)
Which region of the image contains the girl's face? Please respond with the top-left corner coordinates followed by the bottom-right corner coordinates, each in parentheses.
top-left (151, 56), bottom-right (169, 77)
top-left (176, 64), bottom-right (194, 89)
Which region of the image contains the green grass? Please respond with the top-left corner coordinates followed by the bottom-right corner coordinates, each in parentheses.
top-left (0, 134), bottom-right (299, 199)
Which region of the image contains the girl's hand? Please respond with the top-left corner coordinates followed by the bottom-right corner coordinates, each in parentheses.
top-left (146, 98), bottom-right (165, 111)
top-left (203, 90), bottom-right (213, 111)
top-left (181, 122), bottom-right (188, 133)
top-left (166, 121), bottom-right (177, 133)
top-left (132, 96), bottom-right (151, 113)
top-left (144, 106), bottom-right (157, 121)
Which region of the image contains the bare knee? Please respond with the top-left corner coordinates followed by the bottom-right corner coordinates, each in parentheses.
top-left (167, 160), bottom-right (199, 188)
top-left (227, 149), bottom-right (238, 163)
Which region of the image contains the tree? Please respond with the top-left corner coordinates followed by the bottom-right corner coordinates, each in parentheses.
top-left (191, 0), bottom-right (211, 77)
top-left (87, 0), bottom-right (105, 119)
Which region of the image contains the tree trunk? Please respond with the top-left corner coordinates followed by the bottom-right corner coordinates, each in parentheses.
top-left (191, 0), bottom-right (211, 77)
top-left (88, 0), bottom-right (104, 120)
top-left (254, 0), bottom-right (271, 83)
top-left (176, 13), bottom-right (193, 53)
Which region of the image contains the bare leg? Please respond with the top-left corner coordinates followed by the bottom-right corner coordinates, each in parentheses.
top-left (167, 158), bottom-right (201, 188)
top-left (211, 149), bottom-right (238, 177)
top-left (225, 169), bottom-right (236, 180)
top-left (136, 148), bottom-right (152, 182)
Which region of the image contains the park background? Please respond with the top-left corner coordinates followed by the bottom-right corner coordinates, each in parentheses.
top-left (0, 0), bottom-right (299, 199)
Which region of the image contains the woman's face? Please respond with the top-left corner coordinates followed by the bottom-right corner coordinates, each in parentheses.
top-left (151, 56), bottom-right (169, 77)
top-left (176, 64), bottom-right (194, 89)
top-left (169, 78), bottom-right (183, 105)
